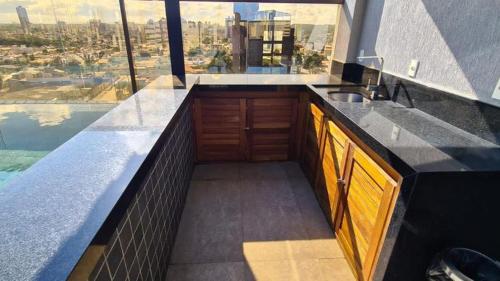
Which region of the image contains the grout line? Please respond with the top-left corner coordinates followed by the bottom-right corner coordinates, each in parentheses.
top-left (169, 261), bottom-right (246, 266)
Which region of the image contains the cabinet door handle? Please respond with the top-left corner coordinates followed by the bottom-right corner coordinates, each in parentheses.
top-left (244, 127), bottom-right (251, 131)
top-left (337, 179), bottom-right (346, 186)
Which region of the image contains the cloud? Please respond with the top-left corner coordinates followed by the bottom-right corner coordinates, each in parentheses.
top-left (0, 0), bottom-right (338, 26)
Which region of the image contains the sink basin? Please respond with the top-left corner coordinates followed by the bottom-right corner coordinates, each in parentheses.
top-left (327, 91), bottom-right (365, 102)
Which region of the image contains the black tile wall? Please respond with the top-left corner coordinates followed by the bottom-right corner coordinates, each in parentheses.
top-left (336, 60), bottom-right (500, 145)
top-left (382, 73), bottom-right (500, 145)
top-left (87, 104), bottom-right (195, 281)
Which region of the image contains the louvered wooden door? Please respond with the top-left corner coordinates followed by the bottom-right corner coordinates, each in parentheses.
top-left (315, 119), bottom-right (350, 227)
top-left (335, 143), bottom-right (399, 281)
top-left (247, 98), bottom-right (298, 161)
top-left (300, 103), bottom-right (325, 183)
top-left (194, 97), bottom-right (298, 162)
top-left (194, 98), bottom-right (247, 161)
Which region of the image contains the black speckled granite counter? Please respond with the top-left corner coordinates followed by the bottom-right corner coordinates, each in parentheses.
top-left (309, 85), bottom-right (500, 172)
top-left (196, 74), bottom-right (500, 172)
top-left (1, 73), bottom-right (499, 281)
top-left (0, 75), bottom-right (198, 281)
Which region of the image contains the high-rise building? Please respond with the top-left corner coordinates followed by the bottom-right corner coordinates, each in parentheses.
top-left (89, 19), bottom-right (102, 40)
top-left (16, 6), bottom-right (30, 34)
top-left (145, 19), bottom-right (161, 44)
top-left (225, 17), bottom-right (234, 39)
top-left (159, 18), bottom-right (168, 47)
top-left (233, 3), bottom-right (259, 21)
top-left (231, 8), bottom-right (294, 73)
top-left (231, 13), bottom-right (246, 73)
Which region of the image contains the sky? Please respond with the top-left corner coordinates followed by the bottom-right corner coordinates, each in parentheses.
top-left (0, 0), bottom-right (338, 25)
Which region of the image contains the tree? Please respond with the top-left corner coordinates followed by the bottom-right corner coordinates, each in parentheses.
top-left (187, 47), bottom-right (201, 57)
top-left (202, 37), bottom-right (212, 45)
top-left (208, 50), bottom-right (232, 73)
top-left (303, 53), bottom-right (326, 73)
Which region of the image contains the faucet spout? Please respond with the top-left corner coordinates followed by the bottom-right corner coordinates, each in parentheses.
top-left (357, 55), bottom-right (384, 87)
top-left (357, 55), bottom-right (384, 99)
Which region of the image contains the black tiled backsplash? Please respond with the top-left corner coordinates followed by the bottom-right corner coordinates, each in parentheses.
top-left (335, 60), bottom-right (500, 145)
top-left (83, 103), bottom-right (194, 281)
top-left (383, 74), bottom-right (500, 145)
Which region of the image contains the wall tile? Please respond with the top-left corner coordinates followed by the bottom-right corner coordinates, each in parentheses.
top-left (87, 104), bottom-right (194, 281)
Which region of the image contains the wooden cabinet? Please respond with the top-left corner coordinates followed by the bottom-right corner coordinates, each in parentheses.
top-left (300, 103), bottom-right (325, 183)
top-left (194, 98), bottom-right (247, 161)
top-left (248, 98), bottom-right (298, 161)
top-left (193, 97), bottom-right (298, 162)
top-left (303, 102), bottom-right (401, 281)
top-left (315, 119), bottom-right (350, 227)
top-left (336, 143), bottom-right (399, 281)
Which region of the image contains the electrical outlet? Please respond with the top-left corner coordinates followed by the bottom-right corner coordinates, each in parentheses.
top-left (408, 59), bottom-right (419, 78)
top-left (358, 49), bottom-right (364, 61)
top-left (391, 125), bottom-right (401, 141)
top-left (492, 77), bottom-right (500, 100)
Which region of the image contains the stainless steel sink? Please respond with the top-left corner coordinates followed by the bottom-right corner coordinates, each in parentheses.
top-left (327, 91), bottom-right (365, 102)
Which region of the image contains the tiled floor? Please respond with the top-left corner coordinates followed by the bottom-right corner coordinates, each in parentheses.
top-left (166, 162), bottom-right (355, 281)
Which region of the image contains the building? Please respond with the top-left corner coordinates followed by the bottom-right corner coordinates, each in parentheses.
top-left (231, 13), bottom-right (246, 73)
top-left (145, 19), bottom-right (162, 45)
top-left (89, 19), bottom-right (102, 40)
top-left (225, 17), bottom-right (233, 39)
top-left (16, 6), bottom-right (30, 34)
top-left (246, 38), bottom-right (263, 66)
top-left (159, 18), bottom-right (168, 48)
top-left (231, 7), bottom-right (294, 73)
top-left (233, 3), bottom-right (259, 21)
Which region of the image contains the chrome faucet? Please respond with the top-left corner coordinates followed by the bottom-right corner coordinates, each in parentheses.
top-left (357, 55), bottom-right (384, 99)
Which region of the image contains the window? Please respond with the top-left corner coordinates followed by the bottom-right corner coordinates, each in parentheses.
top-left (0, 0), bottom-right (340, 187)
top-left (124, 0), bottom-right (171, 90)
top-left (180, 1), bottom-right (339, 74)
top-left (0, 0), bottom-right (132, 187)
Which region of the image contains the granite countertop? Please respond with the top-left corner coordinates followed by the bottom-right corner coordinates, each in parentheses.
top-left (308, 85), bottom-right (500, 172)
top-left (1, 73), bottom-right (499, 281)
top-left (194, 73), bottom-right (347, 85)
top-left (192, 73), bottom-right (500, 172)
top-left (0, 75), bottom-right (198, 281)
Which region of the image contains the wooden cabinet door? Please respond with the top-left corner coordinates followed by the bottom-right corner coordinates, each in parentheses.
top-left (301, 103), bottom-right (324, 183)
top-left (336, 144), bottom-right (399, 281)
top-left (194, 98), bottom-right (247, 161)
top-left (247, 98), bottom-right (298, 161)
top-left (315, 120), bottom-right (350, 227)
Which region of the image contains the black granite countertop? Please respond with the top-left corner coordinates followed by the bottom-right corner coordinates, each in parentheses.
top-left (0, 75), bottom-right (198, 281)
top-left (308, 85), bottom-right (500, 172)
top-left (193, 73), bottom-right (500, 172)
top-left (1, 73), bottom-right (499, 281)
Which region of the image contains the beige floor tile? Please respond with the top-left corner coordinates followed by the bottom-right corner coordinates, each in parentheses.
top-left (288, 177), bottom-right (335, 239)
top-left (192, 163), bottom-right (239, 180)
top-left (243, 239), bottom-right (343, 261)
top-left (241, 179), bottom-right (308, 241)
top-left (166, 262), bottom-right (245, 281)
top-left (245, 259), bottom-right (324, 281)
top-left (170, 180), bottom-right (243, 264)
top-left (169, 163), bottom-right (354, 281)
top-left (279, 162), bottom-right (306, 180)
top-left (239, 162), bottom-right (287, 180)
top-left (319, 259), bottom-right (356, 281)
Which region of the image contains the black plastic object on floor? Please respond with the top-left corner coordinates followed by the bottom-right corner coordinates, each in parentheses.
top-left (426, 248), bottom-right (500, 281)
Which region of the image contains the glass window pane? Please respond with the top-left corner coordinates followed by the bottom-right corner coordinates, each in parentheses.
top-left (124, 0), bottom-right (171, 90)
top-left (180, 1), bottom-right (339, 74)
top-left (0, 0), bottom-right (132, 187)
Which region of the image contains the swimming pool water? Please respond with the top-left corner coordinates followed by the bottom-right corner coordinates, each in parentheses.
top-left (0, 103), bottom-right (116, 188)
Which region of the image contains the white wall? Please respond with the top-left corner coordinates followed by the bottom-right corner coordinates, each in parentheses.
top-left (357, 0), bottom-right (500, 107)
